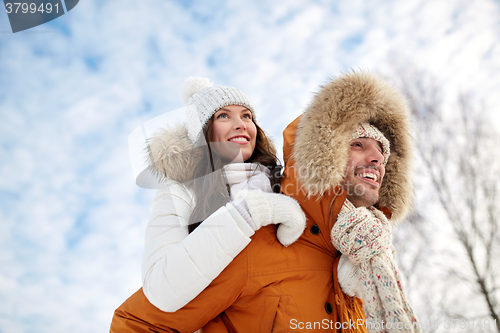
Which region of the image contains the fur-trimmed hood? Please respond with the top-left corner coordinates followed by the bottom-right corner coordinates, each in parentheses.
top-left (292, 72), bottom-right (413, 222)
top-left (147, 125), bottom-right (202, 184)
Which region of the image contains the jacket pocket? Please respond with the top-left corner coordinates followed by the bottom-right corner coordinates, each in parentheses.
top-left (260, 294), bottom-right (301, 332)
top-left (261, 295), bottom-right (281, 332)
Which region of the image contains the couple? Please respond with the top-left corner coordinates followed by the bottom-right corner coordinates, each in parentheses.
top-left (111, 72), bottom-right (420, 332)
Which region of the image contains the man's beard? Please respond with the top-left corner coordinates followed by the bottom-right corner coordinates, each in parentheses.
top-left (340, 178), bottom-right (380, 208)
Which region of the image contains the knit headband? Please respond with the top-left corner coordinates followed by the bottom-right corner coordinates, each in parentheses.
top-left (351, 123), bottom-right (390, 166)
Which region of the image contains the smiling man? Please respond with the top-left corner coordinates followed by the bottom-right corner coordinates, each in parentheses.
top-left (340, 123), bottom-right (390, 208)
top-left (281, 71), bottom-right (420, 331)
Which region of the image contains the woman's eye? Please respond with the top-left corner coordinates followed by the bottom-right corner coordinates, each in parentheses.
top-left (217, 113), bottom-right (228, 119)
top-left (242, 113), bottom-right (252, 119)
top-left (351, 142), bottom-right (362, 147)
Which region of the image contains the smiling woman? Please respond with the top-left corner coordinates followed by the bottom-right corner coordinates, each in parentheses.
top-left (211, 105), bottom-right (257, 162)
top-left (110, 77), bottom-right (307, 331)
top-left (184, 78), bottom-right (286, 233)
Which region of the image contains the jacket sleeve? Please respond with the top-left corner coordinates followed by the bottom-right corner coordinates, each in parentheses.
top-left (141, 181), bottom-right (255, 312)
top-left (112, 246), bottom-right (249, 333)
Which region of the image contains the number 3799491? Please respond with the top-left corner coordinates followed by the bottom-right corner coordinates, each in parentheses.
top-left (5, 2), bottom-right (59, 14)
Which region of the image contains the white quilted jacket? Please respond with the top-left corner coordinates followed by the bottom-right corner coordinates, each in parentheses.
top-left (141, 165), bottom-right (271, 312)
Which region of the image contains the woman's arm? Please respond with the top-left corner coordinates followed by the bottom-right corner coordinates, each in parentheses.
top-left (112, 243), bottom-right (249, 333)
top-left (141, 182), bottom-right (254, 312)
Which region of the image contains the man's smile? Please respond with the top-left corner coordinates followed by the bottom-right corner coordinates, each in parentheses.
top-left (354, 167), bottom-right (381, 186)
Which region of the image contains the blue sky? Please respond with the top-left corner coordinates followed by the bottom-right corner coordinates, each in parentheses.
top-left (1, 0), bottom-right (499, 331)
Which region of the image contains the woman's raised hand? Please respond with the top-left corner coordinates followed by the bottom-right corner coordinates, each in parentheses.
top-left (233, 190), bottom-right (306, 246)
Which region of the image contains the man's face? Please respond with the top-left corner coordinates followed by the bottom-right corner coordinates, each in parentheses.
top-left (340, 137), bottom-right (386, 207)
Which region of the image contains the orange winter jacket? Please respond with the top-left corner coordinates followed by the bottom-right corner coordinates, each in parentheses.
top-left (111, 72), bottom-right (414, 333)
top-left (110, 116), bottom-right (366, 333)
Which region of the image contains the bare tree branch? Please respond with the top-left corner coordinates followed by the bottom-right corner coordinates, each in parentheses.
top-left (389, 66), bottom-right (500, 332)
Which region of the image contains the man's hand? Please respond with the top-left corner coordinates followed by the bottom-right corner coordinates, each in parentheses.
top-left (337, 254), bottom-right (362, 298)
top-left (331, 200), bottom-right (392, 265)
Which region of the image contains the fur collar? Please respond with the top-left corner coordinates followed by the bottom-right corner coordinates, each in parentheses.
top-left (293, 72), bottom-right (413, 222)
top-left (147, 125), bottom-right (202, 184)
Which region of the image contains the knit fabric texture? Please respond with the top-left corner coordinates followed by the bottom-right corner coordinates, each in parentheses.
top-left (337, 254), bottom-right (362, 298)
top-left (235, 190), bottom-right (306, 247)
top-left (224, 163), bottom-right (272, 231)
top-left (331, 199), bottom-right (420, 333)
top-left (184, 82), bottom-right (255, 143)
top-left (232, 198), bottom-right (256, 230)
top-left (352, 123), bottom-right (390, 166)
top-left (224, 163), bottom-right (271, 200)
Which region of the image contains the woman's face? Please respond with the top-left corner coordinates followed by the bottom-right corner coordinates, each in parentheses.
top-left (212, 105), bottom-right (257, 162)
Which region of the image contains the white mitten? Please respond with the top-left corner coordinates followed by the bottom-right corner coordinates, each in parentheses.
top-left (337, 254), bottom-right (362, 298)
top-left (235, 190), bottom-right (306, 246)
top-left (231, 198), bottom-right (257, 231)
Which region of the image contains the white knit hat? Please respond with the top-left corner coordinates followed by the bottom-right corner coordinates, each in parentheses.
top-left (182, 77), bottom-right (255, 142)
top-left (352, 122), bottom-right (391, 165)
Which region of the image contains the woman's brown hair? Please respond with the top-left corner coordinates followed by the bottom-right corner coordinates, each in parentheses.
top-left (187, 115), bottom-right (281, 233)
